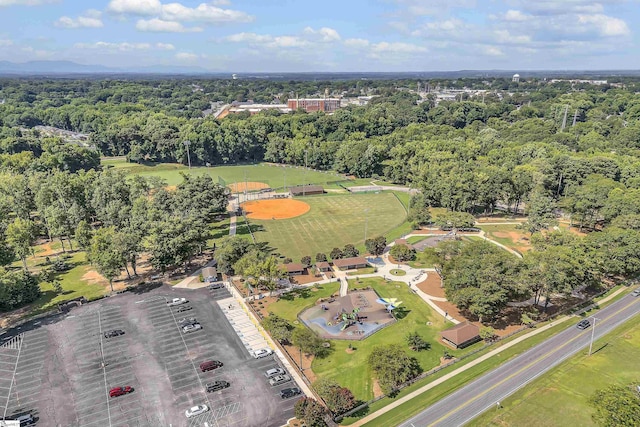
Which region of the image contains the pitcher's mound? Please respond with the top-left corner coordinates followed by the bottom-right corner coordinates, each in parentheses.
top-left (242, 199), bottom-right (310, 220)
top-left (228, 181), bottom-right (270, 192)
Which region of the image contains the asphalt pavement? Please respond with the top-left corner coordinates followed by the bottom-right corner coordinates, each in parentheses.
top-left (398, 293), bottom-right (640, 427)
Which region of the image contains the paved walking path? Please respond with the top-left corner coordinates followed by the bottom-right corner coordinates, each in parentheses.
top-left (229, 212), bottom-right (237, 236)
top-left (346, 286), bottom-right (628, 427)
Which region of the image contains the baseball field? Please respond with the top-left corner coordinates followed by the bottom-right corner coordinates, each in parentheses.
top-left (247, 192), bottom-right (407, 260)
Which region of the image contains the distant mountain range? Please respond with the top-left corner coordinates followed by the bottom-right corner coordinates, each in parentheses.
top-left (1, 60), bottom-right (639, 79)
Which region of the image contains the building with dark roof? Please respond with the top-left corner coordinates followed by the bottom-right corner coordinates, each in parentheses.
top-left (315, 261), bottom-right (331, 272)
top-left (441, 322), bottom-right (481, 349)
top-left (289, 185), bottom-right (324, 197)
top-left (332, 257), bottom-right (369, 271)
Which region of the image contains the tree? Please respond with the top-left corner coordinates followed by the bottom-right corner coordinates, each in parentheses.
top-left (342, 244), bottom-right (359, 258)
top-left (6, 217), bottom-right (36, 271)
top-left (0, 224), bottom-right (16, 266)
top-left (313, 378), bottom-right (356, 414)
top-left (301, 255), bottom-right (312, 267)
top-left (294, 397), bottom-right (327, 427)
top-left (262, 313), bottom-right (293, 343)
top-left (75, 220), bottom-right (92, 250)
top-left (214, 236), bottom-right (251, 275)
top-left (0, 268), bottom-right (40, 312)
top-left (479, 326), bottom-right (497, 342)
top-left (315, 252), bottom-right (327, 262)
top-left (405, 331), bottom-right (430, 351)
top-left (330, 247), bottom-right (343, 260)
top-left (87, 227), bottom-right (124, 292)
top-left (292, 327), bottom-right (327, 357)
top-left (368, 345), bottom-right (422, 395)
top-left (523, 190), bottom-right (558, 234)
top-left (390, 244), bottom-right (416, 262)
top-left (365, 236), bottom-right (387, 256)
top-left (589, 384), bottom-right (640, 427)
top-left (234, 251), bottom-right (286, 294)
top-left (408, 194), bottom-right (432, 228)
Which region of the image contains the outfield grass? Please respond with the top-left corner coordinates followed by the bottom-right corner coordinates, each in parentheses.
top-left (101, 159), bottom-right (346, 187)
top-left (469, 305), bottom-right (640, 427)
top-left (311, 277), bottom-right (464, 401)
top-left (249, 193), bottom-right (407, 261)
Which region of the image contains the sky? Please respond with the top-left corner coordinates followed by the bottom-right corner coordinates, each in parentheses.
top-left (0, 0), bottom-right (637, 72)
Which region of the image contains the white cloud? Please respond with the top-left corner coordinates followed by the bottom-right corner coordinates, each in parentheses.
top-left (578, 14), bottom-right (630, 36)
top-left (0, 39), bottom-right (13, 46)
top-left (483, 46), bottom-right (505, 56)
top-left (211, 0), bottom-right (230, 5)
top-left (136, 18), bottom-right (202, 32)
top-left (156, 42), bottom-right (175, 50)
top-left (160, 2), bottom-right (253, 23)
top-left (503, 10), bottom-right (530, 22)
top-left (225, 32), bottom-right (272, 43)
top-left (493, 30), bottom-right (531, 44)
top-left (224, 32), bottom-right (308, 49)
top-left (425, 18), bottom-right (463, 31)
top-left (21, 46), bottom-right (54, 58)
top-left (303, 27), bottom-right (341, 42)
top-left (175, 52), bottom-right (199, 61)
top-left (370, 41), bottom-right (427, 54)
top-left (0, 0), bottom-right (55, 6)
top-left (55, 11), bottom-right (104, 29)
top-left (106, 0), bottom-right (161, 15)
top-left (74, 41), bottom-right (155, 51)
top-left (344, 38), bottom-right (370, 48)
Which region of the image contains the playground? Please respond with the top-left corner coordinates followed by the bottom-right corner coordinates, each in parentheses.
top-left (242, 199), bottom-right (311, 220)
top-left (299, 290), bottom-right (396, 340)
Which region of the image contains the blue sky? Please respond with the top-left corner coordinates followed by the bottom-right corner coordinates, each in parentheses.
top-left (0, 0), bottom-right (637, 71)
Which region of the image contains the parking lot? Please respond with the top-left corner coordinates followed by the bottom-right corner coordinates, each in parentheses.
top-left (0, 284), bottom-right (297, 426)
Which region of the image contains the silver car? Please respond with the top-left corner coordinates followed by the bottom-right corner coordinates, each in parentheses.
top-left (269, 374), bottom-right (291, 386)
top-left (182, 323), bottom-right (202, 333)
top-left (264, 368), bottom-right (285, 378)
top-left (185, 404), bottom-right (209, 418)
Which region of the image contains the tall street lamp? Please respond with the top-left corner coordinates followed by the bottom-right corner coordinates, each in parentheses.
top-left (183, 140), bottom-right (192, 169)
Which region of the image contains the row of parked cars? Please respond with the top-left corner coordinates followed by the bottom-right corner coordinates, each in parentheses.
top-left (264, 367), bottom-right (301, 399)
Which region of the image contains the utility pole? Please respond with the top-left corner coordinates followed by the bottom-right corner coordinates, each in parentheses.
top-left (572, 109), bottom-right (578, 127)
top-left (561, 105), bottom-right (569, 131)
top-left (183, 140), bottom-right (191, 169)
top-left (303, 150), bottom-right (308, 197)
top-left (588, 316), bottom-right (601, 356)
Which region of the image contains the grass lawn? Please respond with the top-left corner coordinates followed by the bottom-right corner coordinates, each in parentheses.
top-left (311, 277), bottom-right (461, 402)
top-left (265, 283), bottom-right (340, 322)
top-left (479, 224), bottom-right (531, 253)
top-left (469, 308), bottom-right (640, 427)
top-left (406, 236), bottom-right (428, 245)
top-left (206, 213), bottom-right (231, 246)
top-left (249, 193), bottom-right (407, 261)
top-left (346, 267), bottom-right (377, 276)
top-left (101, 159), bottom-right (345, 188)
top-left (389, 269), bottom-right (406, 276)
top-left (408, 248), bottom-right (438, 269)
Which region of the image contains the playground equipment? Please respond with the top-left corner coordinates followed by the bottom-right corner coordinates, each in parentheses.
top-left (375, 297), bottom-right (403, 312)
top-left (328, 308), bottom-right (362, 331)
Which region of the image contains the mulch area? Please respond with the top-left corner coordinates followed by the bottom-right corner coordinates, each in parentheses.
top-left (283, 343), bottom-right (317, 383)
top-left (416, 272), bottom-right (445, 299)
top-left (291, 272), bottom-right (322, 285)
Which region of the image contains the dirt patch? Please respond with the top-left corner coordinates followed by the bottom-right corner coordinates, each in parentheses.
top-left (416, 272), bottom-right (445, 299)
top-left (242, 199), bottom-right (310, 220)
top-left (345, 348), bottom-right (356, 354)
top-left (491, 231), bottom-right (531, 252)
top-left (283, 343), bottom-right (317, 383)
top-left (432, 300), bottom-right (467, 323)
top-left (290, 271), bottom-right (323, 285)
top-left (81, 269), bottom-right (108, 285)
top-left (164, 185), bottom-right (177, 192)
top-left (228, 181), bottom-right (270, 193)
top-left (372, 379), bottom-right (384, 398)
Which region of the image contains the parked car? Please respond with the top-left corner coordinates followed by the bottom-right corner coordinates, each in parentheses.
top-left (182, 323), bottom-right (202, 333)
top-left (12, 413), bottom-right (34, 426)
top-left (200, 360), bottom-right (223, 372)
top-left (269, 374), bottom-right (291, 386)
top-left (280, 387), bottom-right (301, 399)
top-left (208, 282), bottom-right (224, 290)
top-left (167, 297), bottom-right (188, 307)
top-left (632, 289), bottom-right (640, 297)
top-left (185, 404), bottom-right (209, 418)
top-left (178, 317), bottom-right (197, 327)
top-left (205, 380), bottom-right (230, 392)
top-left (576, 319), bottom-right (591, 330)
top-left (109, 386), bottom-right (134, 397)
top-left (175, 306), bottom-right (193, 313)
top-left (264, 368), bottom-right (285, 378)
top-left (252, 348), bottom-right (273, 359)
top-left (104, 329), bottom-right (125, 339)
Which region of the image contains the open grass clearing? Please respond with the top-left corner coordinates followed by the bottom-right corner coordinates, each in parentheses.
top-left (479, 223), bottom-right (531, 253)
top-left (469, 310), bottom-right (640, 427)
top-left (248, 193), bottom-right (407, 261)
top-left (101, 159), bottom-right (346, 187)
top-left (264, 283), bottom-right (341, 323)
top-left (310, 277), bottom-right (465, 402)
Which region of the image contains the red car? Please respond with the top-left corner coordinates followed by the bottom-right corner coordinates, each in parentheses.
top-left (109, 386), bottom-right (134, 397)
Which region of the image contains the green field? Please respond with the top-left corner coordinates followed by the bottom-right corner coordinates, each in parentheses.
top-left (101, 159), bottom-right (346, 187)
top-left (469, 307), bottom-right (640, 427)
top-left (248, 193), bottom-right (407, 261)
top-left (309, 277), bottom-right (467, 401)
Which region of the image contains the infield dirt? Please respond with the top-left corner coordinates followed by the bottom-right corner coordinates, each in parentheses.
top-left (242, 199), bottom-right (310, 219)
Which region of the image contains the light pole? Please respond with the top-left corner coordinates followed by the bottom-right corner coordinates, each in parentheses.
top-left (588, 316), bottom-right (601, 356)
top-left (183, 140), bottom-right (192, 169)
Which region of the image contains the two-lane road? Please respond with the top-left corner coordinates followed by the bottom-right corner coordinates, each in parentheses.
top-left (399, 293), bottom-right (640, 427)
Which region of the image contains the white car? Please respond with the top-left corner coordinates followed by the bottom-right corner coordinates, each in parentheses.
top-left (185, 404), bottom-right (209, 418)
top-left (252, 348), bottom-right (273, 359)
top-left (632, 289), bottom-right (640, 297)
top-left (269, 374), bottom-right (292, 386)
top-left (182, 323), bottom-right (202, 333)
top-left (167, 297), bottom-right (188, 307)
top-left (264, 368), bottom-right (285, 378)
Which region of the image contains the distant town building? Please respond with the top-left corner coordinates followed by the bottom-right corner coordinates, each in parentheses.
top-left (512, 73), bottom-right (520, 83)
top-left (287, 98), bottom-right (341, 113)
top-left (221, 102), bottom-right (291, 117)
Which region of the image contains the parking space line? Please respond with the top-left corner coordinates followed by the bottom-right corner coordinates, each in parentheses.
top-left (97, 310), bottom-right (113, 427)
